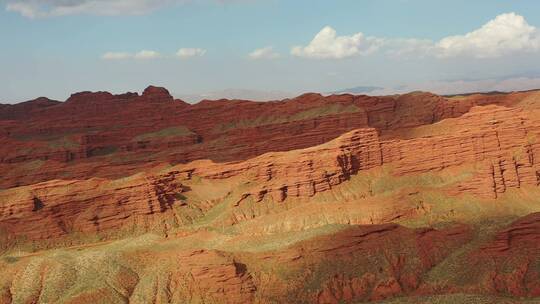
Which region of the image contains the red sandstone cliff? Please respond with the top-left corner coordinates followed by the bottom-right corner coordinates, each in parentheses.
top-left (0, 87), bottom-right (519, 189)
top-left (0, 88), bottom-right (540, 303)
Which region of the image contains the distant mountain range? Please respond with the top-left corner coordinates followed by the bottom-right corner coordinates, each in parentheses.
top-left (328, 86), bottom-right (384, 95)
top-left (175, 86), bottom-right (387, 103)
top-left (176, 89), bottom-right (297, 103)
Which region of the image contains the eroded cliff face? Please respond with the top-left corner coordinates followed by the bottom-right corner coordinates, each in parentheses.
top-left (4, 101), bottom-right (538, 244)
top-left (0, 171), bottom-right (186, 243)
top-left (470, 213), bottom-right (540, 297)
top-left (190, 103), bottom-right (540, 205)
top-left (0, 87), bottom-right (517, 190)
top-left (0, 88), bottom-right (540, 303)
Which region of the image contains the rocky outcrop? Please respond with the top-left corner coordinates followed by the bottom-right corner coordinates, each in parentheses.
top-left (383, 105), bottom-right (540, 198)
top-left (479, 212), bottom-right (540, 253)
top-left (188, 104), bottom-right (540, 201)
top-left (171, 250), bottom-right (256, 303)
top-left (2, 99), bottom-right (540, 244)
top-left (259, 223), bottom-right (472, 303)
top-left (192, 128), bottom-right (383, 203)
top-left (66, 91), bottom-right (116, 104)
top-left (451, 213), bottom-right (540, 298)
top-left (250, 216), bottom-right (538, 303)
top-left (0, 127), bottom-right (382, 243)
top-left (138, 85), bottom-right (174, 103)
top-left (0, 171), bottom-right (186, 244)
top-left (129, 249), bottom-right (256, 303)
top-left (0, 87), bottom-right (521, 189)
top-left (1, 88), bottom-right (540, 303)
top-left (0, 97), bottom-right (60, 120)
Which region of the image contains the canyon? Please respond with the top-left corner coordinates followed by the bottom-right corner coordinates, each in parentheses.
top-left (0, 87), bottom-right (539, 303)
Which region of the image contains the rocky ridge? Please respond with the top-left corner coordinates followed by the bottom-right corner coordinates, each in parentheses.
top-left (0, 88), bottom-right (540, 303)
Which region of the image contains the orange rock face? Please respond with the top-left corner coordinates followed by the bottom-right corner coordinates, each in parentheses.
top-left (192, 104), bottom-right (540, 202)
top-left (157, 249), bottom-right (257, 303)
top-left (0, 87), bottom-right (514, 190)
top-left (1, 87), bottom-right (540, 303)
top-left (0, 171), bottom-right (185, 243)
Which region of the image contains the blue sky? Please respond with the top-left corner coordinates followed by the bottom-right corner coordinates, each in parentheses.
top-left (2, 0), bottom-right (540, 102)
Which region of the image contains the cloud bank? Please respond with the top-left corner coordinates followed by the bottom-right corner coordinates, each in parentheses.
top-left (292, 13), bottom-right (540, 60)
top-left (101, 49), bottom-right (207, 60)
top-left (8, 4), bottom-right (540, 62)
top-left (102, 50), bottom-right (161, 60)
top-left (291, 26), bottom-right (383, 59)
top-left (249, 47), bottom-right (280, 59)
top-left (5, 0), bottom-right (246, 18)
top-left (6, 0), bottom-right (175, 18)
top-left (435, 13), bottom-right (540, 58)
top-left (176, 48), bottom-right (207, 58)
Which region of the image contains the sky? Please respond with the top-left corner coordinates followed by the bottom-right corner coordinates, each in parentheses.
top-left (2, 0), bottom-right (540, 103)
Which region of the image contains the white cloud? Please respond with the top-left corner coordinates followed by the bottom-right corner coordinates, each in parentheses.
top-left (133, 50), bottom-right (161, 59)
top-left (102, 52), bottom-right (132, 60)
top-left (434, 13), bottom-right (540, 58)
top-left (290, 13), bottom-right (540, 60)
top-left (6, 0), bottom-right (173, 18)
top-left (249, 47), bottom-right (280, 59)
top-left (176, 48), bottom-right (207, 58)
top-left (101, 50), bottom-right (160, 60)
top-left (6, 2), bottom-right (40, 18)
top-left (291, 26), bottom-right (383, 59)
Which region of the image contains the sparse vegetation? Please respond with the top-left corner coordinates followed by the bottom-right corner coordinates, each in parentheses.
top-left (174, 193), bottom-right (187, 201)
top-left (132, 126), bottom-right (194, 142)
top-left (22, 159), bottom-right (45, 171)
top-left (526, 132), bottom-right (538, 145)
top-left (2, 256), bottom-right (19, 263)
top-left (213, 104), bottom-right (361, 133)
top-left (47, 136), bottom-right (80, 149)
top-left (88, 146), bottom-right (118, 157)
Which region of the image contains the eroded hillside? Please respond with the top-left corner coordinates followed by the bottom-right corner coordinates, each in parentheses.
top-left (0, 88), bottom-right (539, 303)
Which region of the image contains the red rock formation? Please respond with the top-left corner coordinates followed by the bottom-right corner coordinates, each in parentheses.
top-left (66, 91), bottom-right (116, 104)
top-left (0, 87), bottom-right (517, 189)
top-left (173, 250), bottom-right (256, 303)
top-left (137, 85), bottom-right (175, 103)
top-left (373, 105), bottom-right (539, 198)
top-left (0, 170), bottom-right (186, 243)
top-left (264, 223), bottom-right (472, 303)
top-left (192, 128), bottom-right (383, 203)
top-left (480, 212), bottom-right (540, 253)
top-left (189, 104), bottom-right (540, 201)
top-left (1, 88), bottom-right (540, 303)
top-left (1, 97), bottom-right (540, 243)
top-left (465, 213), bottom-right (540, 297)
top-left (0, 97), bottom-right (60, 120)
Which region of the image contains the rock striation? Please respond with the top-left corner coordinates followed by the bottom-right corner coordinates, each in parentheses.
top-left (1, 90), bottom-right (540, 243)
top-left (0, 171), bottom-right (186, 244)
top-left (0, 88), bottom-right (540, 303)
top-left (0, 87), bottom-right (523, 190)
